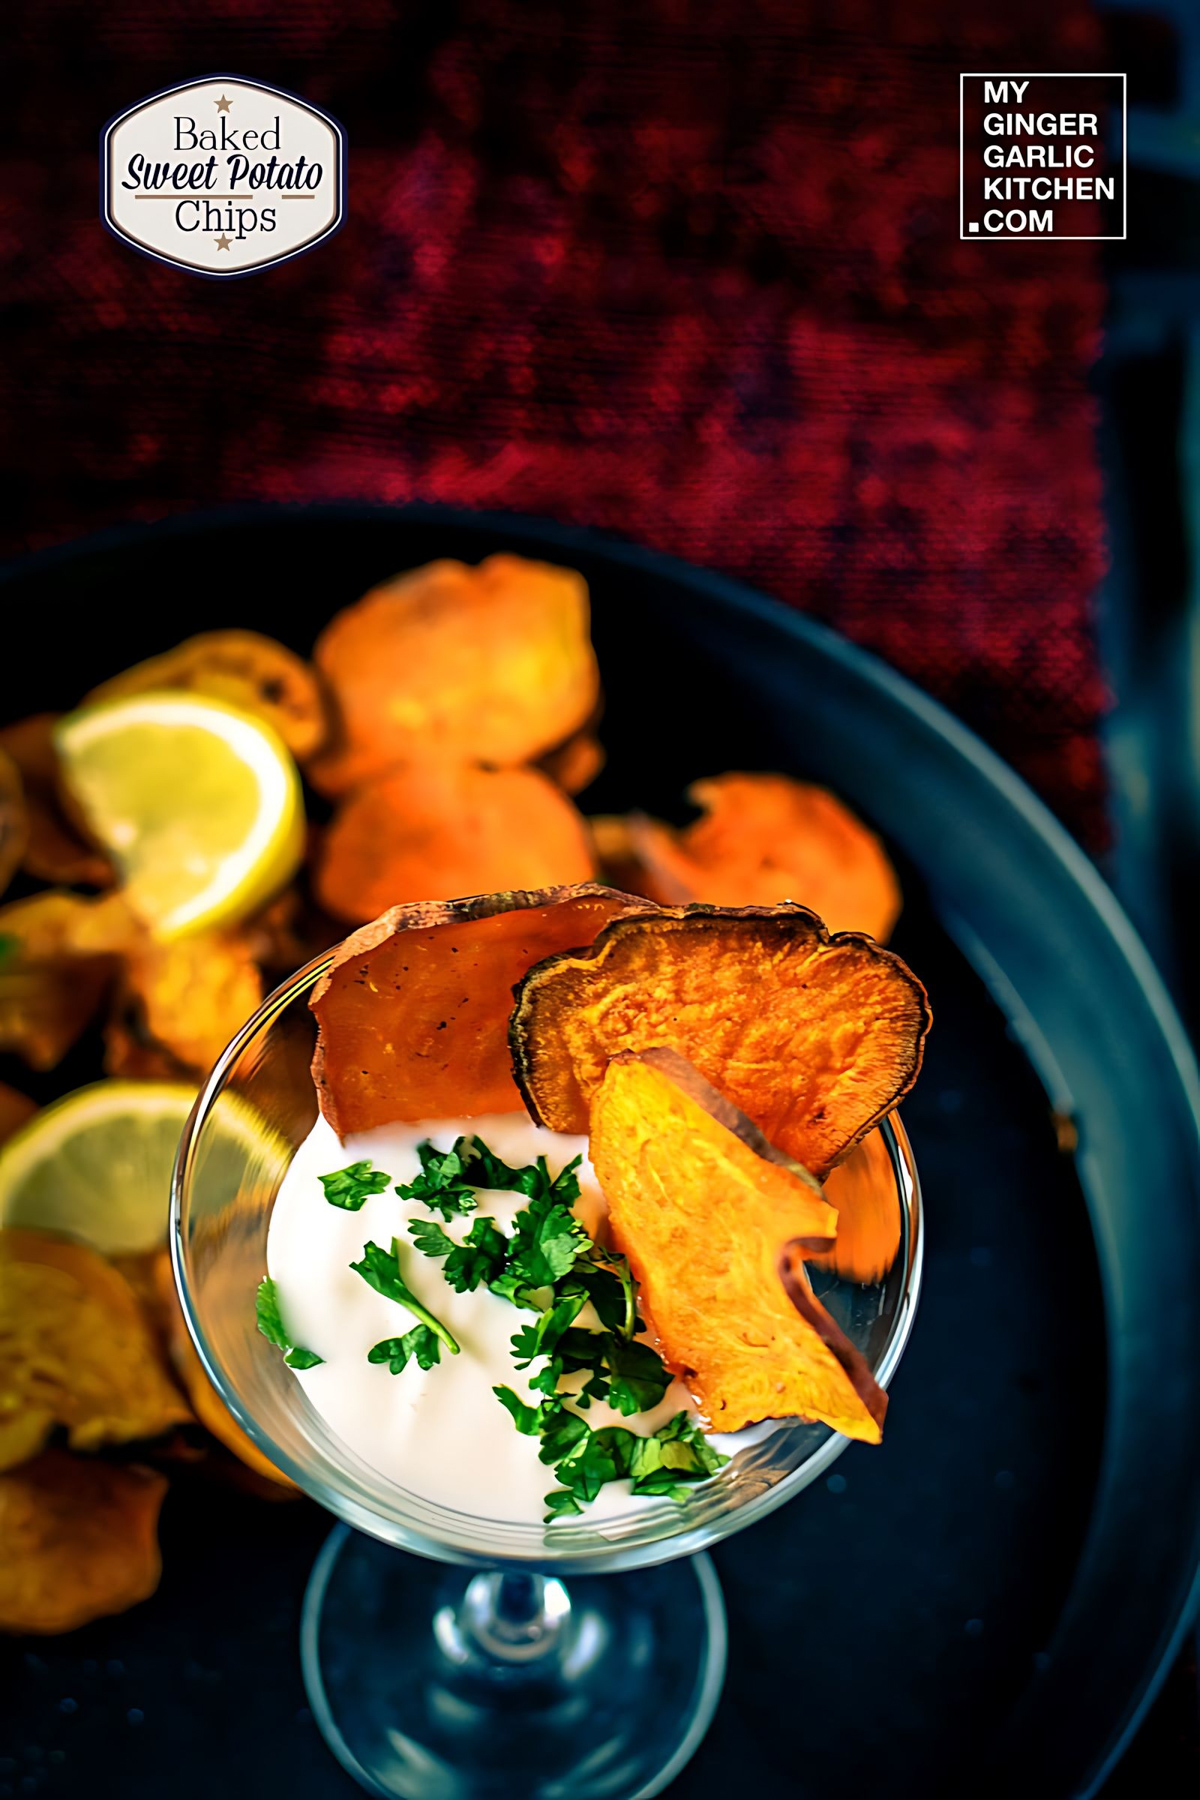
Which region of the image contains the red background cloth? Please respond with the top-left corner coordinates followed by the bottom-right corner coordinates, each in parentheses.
top-left (0, 0), bottom-right (1107, 838)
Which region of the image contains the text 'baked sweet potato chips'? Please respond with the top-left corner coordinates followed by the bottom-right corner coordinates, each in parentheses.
top-left (310, 884), bottom-right (655, 1136)
top-left (512, 902), bottom-right (930, 1176)
top-left (588, 1049), bottom-right (886, 1439)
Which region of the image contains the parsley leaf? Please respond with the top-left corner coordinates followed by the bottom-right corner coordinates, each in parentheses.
top-left (458, 1137), bottom-right (550, 1196)
top-left (493, 1385), bottom-right (544, 1435)
top-left (319, 1160), bottom-right (392, 1211)
top-left (408, 1217), bottom-right (455, 1260)
top-left (408, 1214), bottom-right (509, 1293)
top-left (501, 1172), bottom-right (589, 1292)
top-left (369, 1326), bottom-right (444, 1374)
top-left (395, 1141), bottom-right (479, 1219)
top-left (536, 1406), bottom-right (729, 1521)
top-left (351, 1238), bottom-right (460, 1356)
top-left (255, 1276), bottom-right (324, 1370)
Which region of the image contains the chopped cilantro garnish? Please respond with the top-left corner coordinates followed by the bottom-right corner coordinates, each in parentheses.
top-left (395, 1141), bottom-right (479, 1219)
top-left (255, 1276), bottom-right (324, 1370)
top-left (491, 1391), bottom-right (728, 1522)
top-left (351, 1237), bottom-right (460, 1356)
top-left (319, 1160), bottom-right (392, 1211)
top-left (369, 1326), bottom-right (445, 1374)
top-left (409, 1213), bottom-right (509, 1293)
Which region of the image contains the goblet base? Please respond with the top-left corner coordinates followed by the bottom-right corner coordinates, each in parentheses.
top-left (300, 1525), bottom-right (727, 1800)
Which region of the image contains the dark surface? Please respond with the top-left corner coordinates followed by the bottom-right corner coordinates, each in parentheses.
top-left (1, 506), bottom-right (1198, 1800)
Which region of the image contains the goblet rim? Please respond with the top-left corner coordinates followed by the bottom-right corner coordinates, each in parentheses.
top-left (171, 949), bottom-right (924, 1574)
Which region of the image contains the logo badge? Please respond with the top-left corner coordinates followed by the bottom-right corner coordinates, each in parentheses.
top-left (102, 75), bottom-right (346, 278)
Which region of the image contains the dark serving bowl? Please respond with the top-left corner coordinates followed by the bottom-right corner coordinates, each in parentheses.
top-left (1, 503), bottom-right (1198, 1800)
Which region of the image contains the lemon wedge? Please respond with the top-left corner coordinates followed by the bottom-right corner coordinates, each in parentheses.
top-left (55, 692), bottom-right (303, 940)
top-left (0, 1080), bottom-right (287, 1256)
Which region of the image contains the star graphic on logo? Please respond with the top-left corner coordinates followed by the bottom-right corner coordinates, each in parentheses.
top-left (214, 233), bottom-right (233, 251)
top-left (215, 94), bottom-right (233, 114)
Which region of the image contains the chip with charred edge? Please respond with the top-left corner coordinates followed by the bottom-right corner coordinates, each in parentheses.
top-left (810, 1129), bottom-right (902, 1285)
top-left (511, 904), bottom-right (930, 1176)
top-left (0, 1450), bottom-right (166, 1634)
top-left (308, 556), bottom-right (600, 794)
top-left (85, 629), bottom-right (328, 762)
top-left (311, 884), bottom-right (655, 1137)
top-left (149, 1251), bottom-right (295, 1489)
top-left (0, 1228), bottom-right (191, 1471)
top-left (0, 748), bottom-right (27, 902)
top-left (588, 1049), bottom-right (885, 1439)
top-left (0, 714), bottom-right (112, 888)
top-left (107, 929), bottom-right (263, 1080)
top-left (777, 1244), bottom-right (888, 1434)
top-left (315, 764), bottom-right (597, 926)
top-left (628, 775), bottom-right (902, 943)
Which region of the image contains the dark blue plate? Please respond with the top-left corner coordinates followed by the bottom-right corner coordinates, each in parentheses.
top-left (1, 504), bottom-right (1198, 1800)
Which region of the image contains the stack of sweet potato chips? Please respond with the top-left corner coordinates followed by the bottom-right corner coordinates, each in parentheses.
top-left (0, 553), bottom-right (919, 1631)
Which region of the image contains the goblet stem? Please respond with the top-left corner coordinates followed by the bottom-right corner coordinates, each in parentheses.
top-left (301, 1525), bottom-right (727, 1800)
top-left (436, 1570), bottom-right (573, 1671)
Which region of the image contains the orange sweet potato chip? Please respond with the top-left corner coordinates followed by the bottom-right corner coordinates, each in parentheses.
top-left (511, 903), bottom-right (930, 1176)
top-left (85, 629), bottom-right (328, 762)
top-left (311, 884), bottom-right (655, 1136)
top-left (0, 1450), bottom-right (166, 1634)
top-left (150, 1252), bottom-right (295, 1489)
top-left (538, 730), bottom-right (606, 797)
top-left (0, 1229), bottom-right (191, 1472)
top-left (588, 1049), bottom-right (885, 1439)
top-left (0, 714), bottom-right (112, 888)
top-left (308, 556), bottom-right (600, 794)
top-left (0, 1083), bottom-right (35, 1148)
top-left (628, 774), bottom-right (901, 942)
top-left (0, 748), bottom-right (27, 901)
top-left (810, 1129), bottom-right (901, 1285)
top-left (0, 891), bottom-right (137, 1070)
top-left (314, 764), bottom-right (597, 925)
top-left (106, 928), bottom-right (263, 1080)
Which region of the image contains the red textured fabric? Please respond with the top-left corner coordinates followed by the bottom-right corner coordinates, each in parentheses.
top-left (0, 1), bottom-right (1107, 839)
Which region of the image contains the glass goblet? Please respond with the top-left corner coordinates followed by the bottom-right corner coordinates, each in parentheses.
top-left (172, 952), bottom-right (922, 1800)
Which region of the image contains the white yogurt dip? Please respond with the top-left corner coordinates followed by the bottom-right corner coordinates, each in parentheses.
top-left (266, 1112), bottom-right (739, 1524)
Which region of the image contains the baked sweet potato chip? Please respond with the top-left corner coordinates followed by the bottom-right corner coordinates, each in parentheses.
top-left (0, 1450), bottom-right (166, 1634)
top-left (309, 556), bottom-right (600, 793)
top-left (0, 1082), bottom-right (35, 1148)
top-left (538, 730), bottom-right (606, 796)
top-left (0, 748), bottom-right (27, 901)
top-left (311, 884), bottom-right (654, 1136)
top-left (315, 764), bottom-right (596, 924)
top-left (0, 1228), bottom-right (190, 1471)
top-left (589, 1050), bottom-right (884, 1439)
top-left (628, 775), bottom-right (901, 942)
top-left (512, 904), bottom-right (930, 1175)
top-left (85, 629), bottom-right (328, 762)
top-left (106, 929), bottom-right (263, 1080)
top-left (810, 1129), bottom-right (901, 1285)
top-left (150, 1252), bottom-right (295, 1488)
top-left (0, 891), bottom-right (137, 1070)
top-left (0, 714), bottom-right (112, 887)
